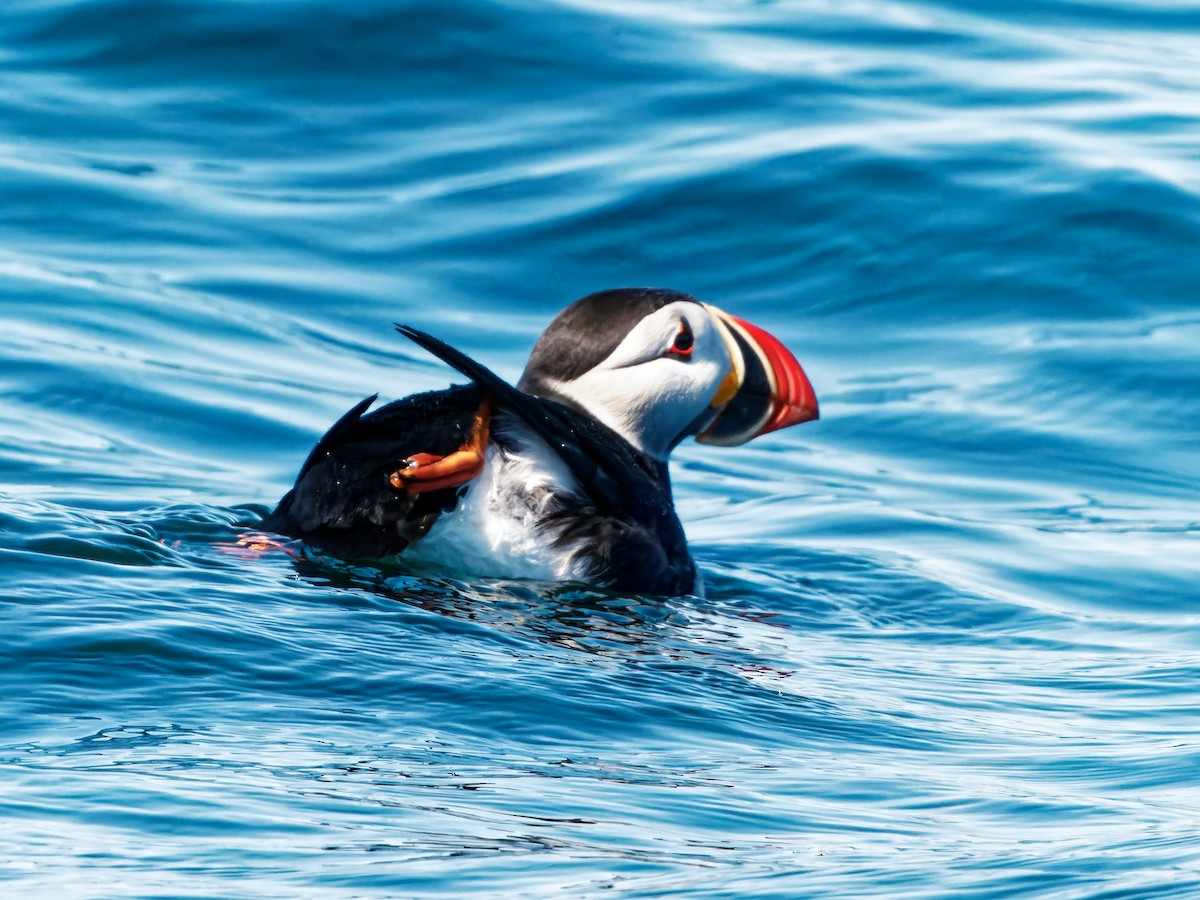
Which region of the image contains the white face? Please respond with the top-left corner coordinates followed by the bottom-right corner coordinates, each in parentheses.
top-left (545, 301), bottom-right (735, 460)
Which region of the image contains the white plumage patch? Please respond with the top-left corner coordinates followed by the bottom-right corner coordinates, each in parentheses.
top-left (402, 424), bottom-right (591, 583)
top-left (544, 301), bottom-right (732, 460)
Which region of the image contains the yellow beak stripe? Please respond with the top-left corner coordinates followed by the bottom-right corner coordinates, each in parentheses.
top-left (704, 304), bottom-right (746, 409)
top-left (710, 367), bottom-right (740, 408)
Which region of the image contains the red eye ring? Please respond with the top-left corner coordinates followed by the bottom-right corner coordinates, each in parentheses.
top-left (669, 319), bottom-right (694, 358)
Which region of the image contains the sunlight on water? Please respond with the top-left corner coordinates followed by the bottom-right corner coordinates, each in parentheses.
top-left (3, 0), bottom-right (1200, 896)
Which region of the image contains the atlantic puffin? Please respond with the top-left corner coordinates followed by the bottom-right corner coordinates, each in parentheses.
top-left (262, 288), bottom-right (818, 596)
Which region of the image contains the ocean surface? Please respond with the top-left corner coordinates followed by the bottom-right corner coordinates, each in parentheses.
top-left (3, 1), bottom-right (1199, 896)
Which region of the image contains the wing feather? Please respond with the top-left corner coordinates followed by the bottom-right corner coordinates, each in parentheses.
top-left (262, 384), bottom-right (483, 557)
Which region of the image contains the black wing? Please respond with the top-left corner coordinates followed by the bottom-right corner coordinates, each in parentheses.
top-left (261, 383), bottom-right (484, 558)
top-left (395, 325), bottom-right (670, 520)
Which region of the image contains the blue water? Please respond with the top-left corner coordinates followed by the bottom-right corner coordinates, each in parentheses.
top-left (3, 0), bottom-right (1200, 895)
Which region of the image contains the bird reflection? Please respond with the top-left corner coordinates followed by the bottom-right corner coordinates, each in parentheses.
top-left (288, 551), bottom-right (689, 655)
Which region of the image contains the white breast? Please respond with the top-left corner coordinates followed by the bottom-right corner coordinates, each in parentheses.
top-left (402, 426), bottom-right (592, 583)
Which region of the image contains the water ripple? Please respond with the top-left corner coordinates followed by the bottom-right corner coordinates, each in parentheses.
top-left (3, 0), bottom-right (1200, 895)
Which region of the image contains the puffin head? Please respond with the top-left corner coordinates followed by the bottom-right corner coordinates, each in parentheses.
top-left (517, 288), bottom-right (819, 461)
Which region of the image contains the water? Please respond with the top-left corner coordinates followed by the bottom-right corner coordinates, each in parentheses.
top-left (3, 0), bottom-right (1200, 895)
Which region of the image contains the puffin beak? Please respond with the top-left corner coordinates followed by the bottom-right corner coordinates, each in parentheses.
top-left (696, 305), bottom-right (819, 446)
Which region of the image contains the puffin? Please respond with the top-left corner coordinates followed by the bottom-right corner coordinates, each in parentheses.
top-left (262, 288), bottom-right (818, 596)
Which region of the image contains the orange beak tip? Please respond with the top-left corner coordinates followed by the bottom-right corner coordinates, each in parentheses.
top-left (727, 314), bottom-right (819, 437)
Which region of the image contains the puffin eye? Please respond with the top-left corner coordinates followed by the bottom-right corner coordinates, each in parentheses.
top-left (668, 319), bottom-right (694, 358)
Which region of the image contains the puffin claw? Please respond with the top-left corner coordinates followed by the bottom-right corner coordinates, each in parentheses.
top-left (388, 396), bottom-right (493, 495)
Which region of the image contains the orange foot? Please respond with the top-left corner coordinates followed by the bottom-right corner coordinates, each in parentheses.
top-left (216, 532), bottom-right (303, 559)
top-left (389, 396), bottom-right (493, 495)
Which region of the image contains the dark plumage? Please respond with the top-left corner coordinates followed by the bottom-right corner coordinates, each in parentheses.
top-left (261, 384), bottom-right (483, 559)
